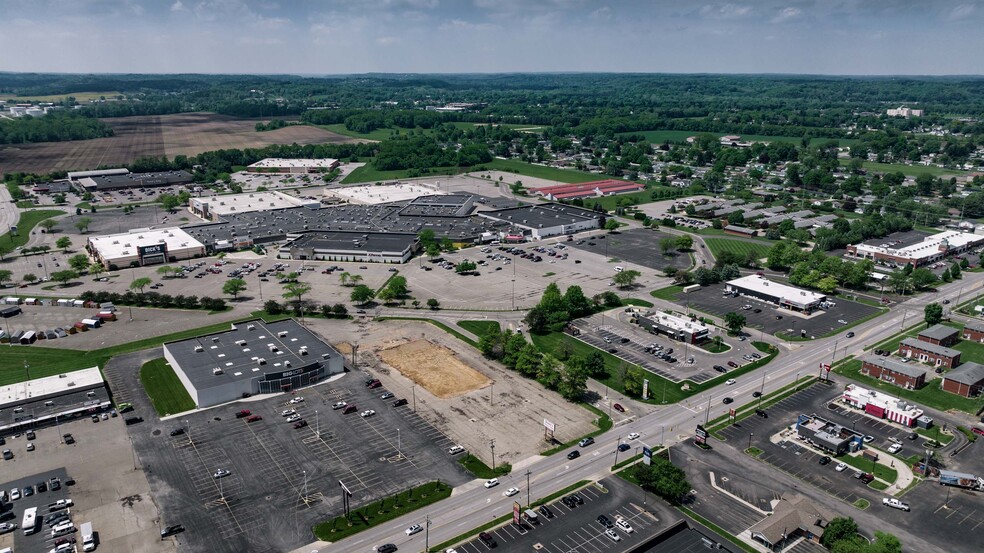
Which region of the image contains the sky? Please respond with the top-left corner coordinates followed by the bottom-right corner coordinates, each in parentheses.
top-left (1, 0), bottom-right (983, 76)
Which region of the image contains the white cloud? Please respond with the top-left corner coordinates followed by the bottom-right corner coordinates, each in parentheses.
top-left (771, 7), bottom-right (802, 24)
top-left (438, 18), bottom-right (498, 31)
top-left (699, 3), bottom-right (752, 20)
top-left (171, 1), bottom-right (186, 11)
top-left (590, 6), bottom-right (611, 20)
top-left (946, 3), bottom-right (975, 21)
top-left (376, 36), bottom-right (399, 45)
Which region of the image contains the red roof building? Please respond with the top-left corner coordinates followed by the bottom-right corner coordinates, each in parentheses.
top-left (532, 179), bottom-right (644, 201)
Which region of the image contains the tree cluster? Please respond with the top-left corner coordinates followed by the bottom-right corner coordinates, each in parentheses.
top-left (821, 517), bottom-right (902, 553)
top-left (767, 242), bottom-right (874, 293)
top-left (478, 326), bottom-right (590, 401)
top-left (628, 454), bottom-right (691, 504)
top-left (78, 289), bottom-right (226, 311)
top-left (523, 283), bottom-right (596, 334)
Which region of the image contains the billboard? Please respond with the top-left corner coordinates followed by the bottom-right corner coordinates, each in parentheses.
top-left (513, 501), bottom-right (521, 525)
top-left (819, 362), bottom-right (831, 380)
top-left (543, 419), bottom-right (556, 432)
top-left (695, 424), bottom-right (709, 445)
top-left (642, 379), bottom-right (649, 400)
top-left (643, 446), bottom-right (652, 466)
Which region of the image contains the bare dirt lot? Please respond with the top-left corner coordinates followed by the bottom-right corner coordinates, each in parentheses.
top-left (310, 318), bottom-right (597, 466)
top-left (0, 113), bottom-right (364, 174)
top-left (379, 339), bottom-right (491, 398)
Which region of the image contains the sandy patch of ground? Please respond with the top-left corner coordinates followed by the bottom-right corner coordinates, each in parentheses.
top-left (379, 339), bottom-right (491, 398)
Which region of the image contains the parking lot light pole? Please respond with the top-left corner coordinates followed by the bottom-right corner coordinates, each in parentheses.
top-left (490, 439), bottom-right (496, 471)
top-left (303, 470), bottom-right (308, 503)
top-left (525, 469), bottom-right (532, 509)
top-left (315, 410), bottom-right (319, 438)
top-left (748, 432), bottom-right (754, 450)
top-left (397, 428), bottom-right (401, 457)
top-left (412, 385), bottom-right (416, 412)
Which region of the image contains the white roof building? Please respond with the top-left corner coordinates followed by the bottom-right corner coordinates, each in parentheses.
top-left (246, 158), bottom-right (340, 174)
top-left (0, 367), bottom-right (104, 408)
top-left (849, 230), bottom-right (984, 267)
top-left (726, 275), bottom-right (826, 311)
top-left (190, 191), bottom-right (317, 221)
top-left (87, 227), bottom-right (206, 268)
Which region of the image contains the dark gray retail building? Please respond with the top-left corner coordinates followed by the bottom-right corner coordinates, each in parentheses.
top-left (281, 231), bottom-right (418, 263)
top-left (162, 319), bottom-right (344, 408)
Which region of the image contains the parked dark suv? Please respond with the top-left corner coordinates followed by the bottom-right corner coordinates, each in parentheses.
top-left (479, 532), bottom-right (497, 547)
top-left (597, 514), bottom-right (614, 528)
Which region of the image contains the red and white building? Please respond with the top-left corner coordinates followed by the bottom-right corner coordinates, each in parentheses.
top-left (531, 179), bottom-right (644, 201)
top-left (841, 384), bottom-right (924, 427)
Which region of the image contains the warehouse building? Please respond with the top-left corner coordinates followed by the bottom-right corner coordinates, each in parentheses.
top-left (845, 230), bottom-right (984, 268)
top-left (86, 227), bottom-right (206, 269)
top-left (725, 275), bottom-right (826, 313)
top-left (841, 384), bottom-right (925, 427)
top-left (941, 362), bottom-right (984, 398)
top-left (162, 319), bottom-right (345, 409)
top-left (897, 338), bottom-right (961, 368)
top-left (246, 158), bottom-right (339, 174)
top-left (479, 203), bottom-right (603, 240)
top-left (280, 231), bottom-right (418, 263)
top-left (76, 170), bottom-right (193, 191)
top-left (637, 311), bottom-right (710, 344)
top-left (190, 191), bottom-right (317, 221)
top-left (795, 413), bottom-right (864, 455)
top-left (860, 354), bottom-right (926, 389)
top-left (0, 367), bottom-right (111, 435)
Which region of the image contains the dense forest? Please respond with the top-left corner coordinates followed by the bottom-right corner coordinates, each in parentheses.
top-left (0, 111), bottom-right (113, 144)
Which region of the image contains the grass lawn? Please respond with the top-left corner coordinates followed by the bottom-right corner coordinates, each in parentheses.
top-left (0, 91), bottom-right (121, 102)
top-left (619, 129), bottom-right (854, 147)
top-left (457, 320), bottom-right (500, 338)
top-left (699, 341), bottom-right (731, 354)
top-left (313, 481), bottom-right (451, 542)
top-left (952, 339), bottom-right (984, 365)
top-left (833, 359), bottom-right (981, 414)
top-left (139, 357), bottom-right (196, 416)
top-left (458, 454), bottom-right (511, 478)
top-left (341, 163), bottom-right (462, 184)
top-left (650, 285), bottom-right (684, 301)
top-left (838, 452), bottom-right (898, 483)
top-left (853, 498), bottom-right (870, 510)
top-left (855, 161), bottom-right (967, 178)
top-left (589, 188), bottom-right (685, 211)
top-left (622, 298), bottom-right (654, 308)
top-left (480, 158), bottom-right (604, 184)
top-left (703, 238), bottom-right (772, 260)
top-left (0, 209), bottom-right (64, 257)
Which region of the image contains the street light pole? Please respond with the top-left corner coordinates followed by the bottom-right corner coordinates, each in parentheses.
top-left (490, 439), bottom-right (496, 471)
top-left (614, 435), bottom-right (621, 467)
top-left (315, 409), bottom-right (319, 438)
top-left (525, 469), bottom-right (532, 508)
top-left (748, 432), bottom-right (754, 450)
top-left (412, 385), bottom-right (416, 412)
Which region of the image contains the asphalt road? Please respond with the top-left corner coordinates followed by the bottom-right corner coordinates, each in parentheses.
top-left (296, 271), bottom-right (984, 553)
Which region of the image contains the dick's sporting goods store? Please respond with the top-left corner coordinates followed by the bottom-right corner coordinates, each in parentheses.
top-left (139, 243), bottom-right (167, 265)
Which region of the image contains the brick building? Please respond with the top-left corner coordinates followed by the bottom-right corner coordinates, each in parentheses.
top-left (861, 355), bottom-right (927, 390)
top-left (941, 362), bottom-right (984, 398)
top-left (898, 338), bottom-right (961, 368)
top-left (962, 321), bottom-right (984, 344)
top-left (918, 324), bottom-right (960, 347)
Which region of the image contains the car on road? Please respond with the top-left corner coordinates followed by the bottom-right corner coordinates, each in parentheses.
top-left (246, 415), bottom-right (262, 422)
top-left (579, 437), bottom-right (595, 447)
top-left (605, 528), bottom-right (621, 542)
top-left (726, 379), bottom-right (736, 385)
top-left (752, 391), bottom-right (762, 398)
top-left (613, 403), bottom-right (625, 413)
top-left (627, 432), bottom-right (640, 440)
top-left (484, 478), bottom-right (499, 489)
top-left (503, 487), bottom-right (520, 497)
top-left (819, 456), bottom-right (831, 465)
top-left (722, 397), bottom-right (733, 404)
top-left (360, 410), bottom-right (376, 418)
top-left (617, 443), bottom-right (630, 452)
top-left (332, 402), bottom-right (347, 410)
top-left (846, 332), bottom-right (855, 338)
top-left (567, 450), bottom-right (581, 460)
top-left (281, 409), bottom-right (296, 417)
top-left (380, 392), bottom-right (394, 399)
top-left (835, 462), bottom-right (848, 472)
top-left (377, 544), bottom-right (398, 553)
top-left (616, 518), bottom-right (634, 533)
top-left (883, 498), bottom-right (910, 511)
top-left (286, 414), bottom-right (302, 422)
top-left (213, 469), bottom-right (231, 479)
top-left (406, 524), bottom-right (423, 536)
top-left (393, 398), bottom-right (409, 407)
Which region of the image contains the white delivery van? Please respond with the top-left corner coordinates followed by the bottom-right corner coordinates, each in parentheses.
top-left (81, 521), bottom-right (95, 551)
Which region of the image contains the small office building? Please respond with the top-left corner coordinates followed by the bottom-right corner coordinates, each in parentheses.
top-left (86, 227), bottom-right (206, 268)
top-left (795, 414), bottom-right (864, 455)
top-left (280, 231), bottom-right (418, 264)
top-left (162, 319), bottom-right (345, 409)
top-left (246, 158), bottom-right (340, 174)
top-left (725, 275), bottom-right (826, 313)
top-left (749, 494), bottom-right (836, 552)
top-left (841, 384), bottom-right (924, 427)
top-left (638, 312), bottom-right (710, 344)
top-left (898, 338), bottom-right (961, 369)
top-left (860, 354), bottom-right (926, 390)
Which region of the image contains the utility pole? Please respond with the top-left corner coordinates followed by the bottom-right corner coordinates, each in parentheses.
top-left (525, 469), bottom-right (532, 508)
top-left (703, 394), bottom-right (711, 425)
top-left (490, 439), bottom-right (496, 471)
top-left (614, 435), bottom-right (622, 467)
top-left (412, 385), bottom-right (416, 412)
top-left (425, 514), bottom-right (431, 551)
top-left (759, 371), bottom-right (767, 408)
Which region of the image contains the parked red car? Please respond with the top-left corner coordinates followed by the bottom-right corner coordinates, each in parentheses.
top-left (246, 415), bottom-right (262, 423)
top-left (612, 403), bottom-right (625, 413)
top-left (235, 410), bottom-right (251, 418)
top-left (343, 405), bottom-right (358, 414)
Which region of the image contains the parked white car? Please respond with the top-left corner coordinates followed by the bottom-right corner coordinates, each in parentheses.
top-left (616, 518), bottom-right (634, 533)
top-left (887, 443), bottom-right (903, 454)
top-left (835, 462), bottom-right (848, 472)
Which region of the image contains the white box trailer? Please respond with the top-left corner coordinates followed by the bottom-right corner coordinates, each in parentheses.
top-left (81, 318), bottom-right (102, 328)
top-left (81, 521), bottom-right (95, 551)
top-left (57, 299), bottom-right (72, 307)
top-left (3, 297), bottom-right (21, 305)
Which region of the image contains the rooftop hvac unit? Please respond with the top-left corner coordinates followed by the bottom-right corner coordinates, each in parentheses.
top-left (194, 345), bottom-right (204, 353)
top-left (278, 331), bottom-right (288, 337)
top-left (257, 358), bottom-right (266, 365)
top-left (247, 324), bottom-right (255, 331)
top-left (321, 353), bottom-right (332, 359)
top-left (269, 344), bottom-right (279, 352)
top-left (212, 367), bottom-right (223, 375)
top-left (299, 346), bottom-right (308, 355)
top-left (284, 360), bottom-right (291, 367)
top-left (235, 340), bottom-right (247, 346)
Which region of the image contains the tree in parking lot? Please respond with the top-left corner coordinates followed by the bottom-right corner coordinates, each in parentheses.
top-left (51, 269), bottom-right (78, 287)
top-left (950, 262), bottom-right (962, 279)
top-left (659, 237), bottom-right (676, 256)
top-left (0, 269), bottom-right (12, 287)
top-left (724, 311), bottom-right (746, 335)
top-left (156, 265), bottom-right (176, 279)
top-left (129, 277), bottom-right (152, 293)
top-left (630, 455), bottom-right (690, 503)
top-left (351, 284), bottom-right (375, 305)
top-left (282, 281), bottom-right (312, 312)
top-left (426, 298), bottom-right (440, 310)
top-left (674, 234), bottom-right (693, 251)
top-left (74, 216), bottom-right (92, 234)
top-left (55, 236), bottom-right (72, 252)
top-left (68, 254), bottom-right (90, 273)
top-left (924, 302), bottom-right (943, 326)
top-left (223, 278), bottom-right (248, 300)
top-left (604, 219), bottom-right (620, 232)
top-left (88, 263), bottom-right (104, 279)
top-left (613, 269), bottom-right (641, 288)
top-left (22, 273), bottom-right (38, 284)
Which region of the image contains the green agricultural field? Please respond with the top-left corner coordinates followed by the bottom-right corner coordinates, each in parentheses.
top-left (320, 122), bottom-right (544, 142)
top-left (703, 238), bottom-right (772, 261)
top-left (855, 161), bottom-right (967, 178)
top-left (139, 357), bottom-right (196, 416)
top-left (620, 129), bottom-right (855, 147)
top-left (341, 164), bottom-right (462, 184)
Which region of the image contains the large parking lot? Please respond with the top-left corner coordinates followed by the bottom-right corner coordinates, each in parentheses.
top-left (448, 477), bottom-right (680, 553)
top-left (678, 284), bottom-right (882, 339)
top-left (568, 229), bottom-right (694, 273)
top-left (113, 348), bottom-right (474, 553)
top-left (571, 311), bottom-right (758, 384)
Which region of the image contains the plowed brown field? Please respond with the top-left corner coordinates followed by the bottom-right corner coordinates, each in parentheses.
top-left (0, 112), bottom-right (362, 174)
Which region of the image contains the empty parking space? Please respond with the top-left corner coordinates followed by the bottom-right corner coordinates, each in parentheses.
top-left (452, 478), bottom-right (680, 553)
top-left (568, 229), bottom-right (694, 272)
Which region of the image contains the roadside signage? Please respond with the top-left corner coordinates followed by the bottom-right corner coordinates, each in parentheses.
top-left (695, 424), bottom-right (709, 446)
top-left (513, 501), bottom-right (521, 525)
top-left (729, 408), bottom-right (736, 418)
top-left (543, 419), bottom-right (556, 432)
top-left (642, 379), bottom-right (650, 400)
top-left (819, 363), bottom-right (831, 381)
top-left (642, 446), bottom-right (652, 466)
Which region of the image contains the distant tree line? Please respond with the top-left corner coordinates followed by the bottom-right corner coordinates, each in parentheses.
top-left (0, 112), bottom-right (113, 144)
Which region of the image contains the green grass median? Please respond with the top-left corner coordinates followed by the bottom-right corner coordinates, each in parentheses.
top-left (140, 357), bottom-right (196, 416)
top-left (313, 481), bottom-right (451, 542)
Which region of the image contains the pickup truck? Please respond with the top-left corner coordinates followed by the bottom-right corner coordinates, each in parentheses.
top-left (882, 498), bottom-right (910, 511)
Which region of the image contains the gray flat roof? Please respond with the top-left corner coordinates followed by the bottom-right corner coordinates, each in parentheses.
top-left (945, 361), bottom-right (984, 386)
top-left (919, 324), bottom-right (960, 342)
top-left (480, 202), bottom-right (602, 228)
top-left (165, 319), bottom-right (343, 391)
top-left (964, 321), bottom-right (984, 334)
top-left (900, 337), bottom-right (960, 358)
top-left (862, 354), bottom-right (927, 379)
top-left (88, 170), bottom-right (193, 188)
top-left (289, 231), bottom-right (417, 252)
